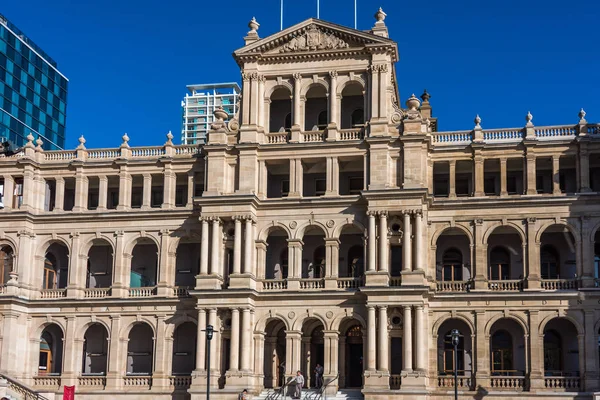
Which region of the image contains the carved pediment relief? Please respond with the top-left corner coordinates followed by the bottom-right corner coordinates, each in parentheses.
top-left (276, 25), bottom-right (349, 53)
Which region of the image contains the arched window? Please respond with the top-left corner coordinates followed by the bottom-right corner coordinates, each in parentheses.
top-left (351, 109), bottom-right (364, 127)
top-left (443, 330), bottom-right (465, 374)
top-left (491, 330), bottom-right (513, 375)
top-left (44, 254), bottom-right (57, 289)
top-left (541, 245), bottom-right (559, 279)
top-left (489, 247), bottom-right (510, 280)
top-left (317, 111), bottom-right (328, 130)
top-left (442, 248), bottom-right (463, 281)
top-left (347, 245), bottom-right (364, 278)
top-left (544, 329), bottom-right (562, 374)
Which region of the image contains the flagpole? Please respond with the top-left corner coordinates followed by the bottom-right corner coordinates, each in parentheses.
top-left (317, 0), bottom-right (320, 18)
top-left (280, 0), bottom-right (283, 30)
top-left (354, 0), bottom-right (357, 29)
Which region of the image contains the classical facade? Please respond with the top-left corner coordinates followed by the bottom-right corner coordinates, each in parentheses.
top-left (0, 8), bottom-right (599, 400)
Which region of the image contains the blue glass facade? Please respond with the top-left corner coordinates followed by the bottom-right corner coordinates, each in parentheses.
top-left (0, 14), bottom-right (68, 150)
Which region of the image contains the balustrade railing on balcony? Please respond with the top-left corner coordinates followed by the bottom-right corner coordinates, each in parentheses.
top-left (490, 376), bottom-right (526, 390)
top-left (33, 376), bottom-right (61, 388)
top-left (431, 130), bottom-right (472, 145)
top-left (78, 376), bottom-right (106, 387)
top-left (169, 375), bottom-right (192, 388)
top-left (261, 279), bottom-right (287, 291)
top-left (588, 124), bottom-right (600, 135)
top-left (128, 287), bottom-right (156, 297)
top-left (389, 375), bottom-right (401, 390)
top-left (390, 276), bottom-right (402, 287)
top-left (174, 145), bottom-right (199, 155)
top-left (436, 280), bottom-right (471, 292)
top-left (265, 132), bottom-right (289, 144)
top-left (488, 280), bottom-right (523, 291)
top-left (337, 277), bottom-right (363, 289)
top-left (131, 147), bottom-right (165, 158)
top-left (543, 376), bottom-right (581, 390)
top-left (302, 131), bottom-right (325, 142)
top-left (123, 376), bottom-right (152, 388)
top-left (437, 375), bottom-right (474, 390)
top-left (483, 128), bottom-right (523, 142)
top-left (173, 286), bottom-right (190, 297)
top-left (44, 151), bottom-right (76, 161)
top-left (40, 289), bottom-right (67, 299)
top-left (535, 125), bottom-right (577, 139)
top-left (86, 149), bottom-right (120, 159)
top-left (84, 287), bottom-right (111, 298)
top-left (299, 278), bottom-right (325, 289)
top-left (0, 285), bottom-right (6, 295)
top-left (339, 128), bottom-right (364, 141)
top-left (540, 279), bottom-right (578, 291)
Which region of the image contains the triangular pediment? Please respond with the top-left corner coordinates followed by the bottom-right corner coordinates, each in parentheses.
top-left (234, 18), bottom-right (397, 58)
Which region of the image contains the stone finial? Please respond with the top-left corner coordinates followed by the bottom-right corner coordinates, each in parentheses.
top-left (77, 135), bottom-right (86, 150)
top-left (121, 133), bottom-right (130, 148)
top-left (525, 111), bottom-right (533, 127)
top-left (211, 107), bottom-right (229, 130)
top-left (375, 7), bottom-right (387, 24)
top-left (579, 108), bottom-right (587, 123)
top-left (420, 89), bottom-right (431, 103)
top-left (25, 132), bottom-right (35, 147)
top-left (405, 94), bottom-right (420, 110)
top-left (248, 17), bottom-right (260, 33)
top-left (35, 137), bottom-right (43, 149)
top-left (165, 130), bottom-right (174, 145)
top-left (474, 114), bottom-right (482, 129)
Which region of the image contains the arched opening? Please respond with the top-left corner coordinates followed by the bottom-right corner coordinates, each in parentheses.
top-left (38, 324), bottom-right (64, 375)
top-left (543, 318), bottom-right (579, 377)
top-left (130, 239), bottom-right (158, 288)
top-left (127, 323), bottom-right (154, 375)
top-left (340, 320), bottom-right (363, 389)
top-left (0, 245), bottom-right (14, 285)
top-left (487, 226), bottom-right (524, 282)
top-left (264, 319), bottom-right (286, 388)
top-left (540, 225), bottom-right (576, 280)
top-left (437, 319), bottom-right (473, 378)
top-left (86, 240), bottom-right (113, 289)
top-left (302, 226), bottom-right (326, 278)
top-left (175, 240), bottom-right (201, 288)
top-left (269, 88), bottom-right (292, 133)
top-left (172, 322), bottom-right (197, 376)
top-left (265, 227), bottom-right (289, 279)
top-left (341, 82), bottom-right (364, 129)
top-left (302, 318), bottom-right (325, 388)
top-left (305, 85), bottom-right (328, 131)
top-left (44, 242), bottom-right (69, 289)
top-left (435, 228), bottom-right (471, 283)
top-left (82, 323), bottom-right (109, 375)
top-left (339, 225), bottom-right (364, 278)
top-left (490, 319), bottom-right (526, 376)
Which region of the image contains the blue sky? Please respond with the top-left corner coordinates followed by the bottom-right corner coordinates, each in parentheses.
top-left (3, 0), bottom-right (598, 148)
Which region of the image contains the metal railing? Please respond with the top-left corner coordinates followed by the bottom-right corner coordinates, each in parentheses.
top-left (0, 373), bottom-right (51, 400)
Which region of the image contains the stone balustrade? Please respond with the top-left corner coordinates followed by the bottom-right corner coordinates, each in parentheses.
top-left (390, 276), bottom-right (402, 287)
top-left (40, 289), bottom-right (67, 299)
top-left (33, 376), bottom-right (61, 388)
top-left (261, 279), bottom-right (288, 291)
top-left (488, 280), bottom-right (523, 292)
top-left (169, 375), bottom-right (192, 388)
top-left (128, 287), bottom-right (157, 298)
top-left (301, 131), bottom-right (325, 142)
top-left (339, 128), bottom-right (364, 141)
top-left (123, 376), bottom-right (152, 388)
top-left (299, 278), bottom-right (325, 289)
top-left (540, 279), bottom-right (578, 291)
top-left (437, 375), bottom-right (474, 390)
top-left (265, 132), bottom-right (289, 144)
top-left (83, 287), bottom-right (111, 298)
top-left (389, 375), bottom-right (401, 390)
top-left (544, 376), bottom-right (581, 390)
top-left (490, 376), bottom-right (526, 390)
top-left (78, 376), bottom-right (107, 387)
top-left (173, 287), bottom-right (190, 297)
top-left (336, 277), bottom-right (364, 289)
top-left (436, 280), bottom-right (471, 292)
top-left (535, 126), bottom-right (577, 139)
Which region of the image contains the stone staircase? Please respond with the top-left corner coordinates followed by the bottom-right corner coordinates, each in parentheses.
top-left (252, 388), bottom-right (363, 400)
top-left (0, 374), bottom-right (53, 400)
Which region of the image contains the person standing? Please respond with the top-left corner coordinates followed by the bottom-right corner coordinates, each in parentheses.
top-left (314, 363), bottom-right (324, 388)
top-left (238, 389), bottom-right (248, 400)
top-left (292, 370), bottom-right (305, 399)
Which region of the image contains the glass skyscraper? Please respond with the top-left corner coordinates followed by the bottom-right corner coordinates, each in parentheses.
top-left (0, 13), bottom-right (68, 150)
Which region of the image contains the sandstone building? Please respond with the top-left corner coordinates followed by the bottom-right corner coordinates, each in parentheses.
top-left (0, 9), bottom-right (599, 400)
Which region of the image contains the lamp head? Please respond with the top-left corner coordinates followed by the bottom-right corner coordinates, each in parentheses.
top-left (206, 324), bottom-right (214, 340)
top-left (451, 328), bottom-right (460, 346)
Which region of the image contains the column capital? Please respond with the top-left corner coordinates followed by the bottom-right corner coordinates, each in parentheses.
top-left (378, 305), bottom-right (388, 310)
top-left (329, 70), bottom-right (338, 79)
top-left (366, 210), bottom-right (378, 217)
top-left (377, 210), bottom-right (388, 217)
top-left (293, 73), bottom-right (302, 81)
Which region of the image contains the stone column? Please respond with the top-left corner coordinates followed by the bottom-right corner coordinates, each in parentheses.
top-left (142, 174), bottom-right (152, 210)
top-left (378, 64), bottom-right (388, 119)
top-left (67, 232), bottom-right (82, 297)
top-left (162, 164), bottom-right (176, 209)
top-left (254, 332), bottom-right (265, 379)
top-left (243, 217), bottom-right (253, 275)
top-left (207, 309), bottom-right (218, 371)
top-left (117, 166), bottom-right (131, 211)
top-left (369, 66), bottom-right (379, 120)
top-left (367, 211), bottom-right (377, 272)
top-left (210, 218), bottom-right (221, 276)
top-left (111, 231), bottom-right (127, 297)
top-left (325, 157), bottom-right (339, 196)
top-left (106, 315), bottom-right (122, 389)
top-left (157, 230), bottom-right (171, 296)
top-left (414, 211), bottom-right (423, 272)
top-left (195, 308), bottom-right (206, 372)
top-left (240, 308), bottom-right (252, 371)
top-left (415, 305), bottom-right (425, 371)
top-left (242, 74), bottom-right (250, 126)
top-left (329, 71), bottom-right (338, 127)
top-left (54, 177), bottom-right (65, 211)
top-left (339, 337), bottom-right (346, 387)
top-left (295, 159), bottom-right (303, 197)
top-left (402, 211), bottom-right (412, 272)
top-left (73, 169), bottom-right (88, 212)
top-left (473, 219), bottom-right (487, 290)
top-left (97, 175), bottom-right (108, 211)
top-left (285, 331), bottom-right (302, 378)
top-left (584, 310), bottom-right (599, 390)
top-left (187, 171), bottom-right (194, 206)
top-left (580, 149), bottom-right (591, 192)
top-left (233, 217), bottom-right (242, 275)
top-left (526, 152), bottom-right (536, 195)
top-left (293, 73), bottom-right (302, 128)
top-left (2, 175), bottom-right (14, 211)
top-left (153, 315), bottom-right (168, 388)
top-left (402, 306), bottom-right (412, 372)
top-left (581, 217), bottom-right (595, 288)
top-left (552, 155), bottom-right (561, 195)
top-left (20, 166), bottom-right (34, 212)
top-left (474, 311), bottom-right (489, 387)
top-left (200, 218), bottom-right (209, 276)
top-left (378, 306), bottom-right (389, 372)
top-left (258, 76), bottom-right (265, 129)
top-left (325, 238), bottom-right (340, 279)
top-left (474, 156), bottom-right (485, 197)
top-left (61, 316), bottom-right (78, 385)
top-left (528, 310), bottom-right (543, 389)
top-left (499, 158), bottom-right (508, 197)
top-left (449, 160), bottom-right (457, 198)
top-left (378, 211), bottom-right (389, 272)
top-left (367, 305), bottom-right (377, 371)
top-left (250, 75), bottom-right (259, 126)
top-left (526, 217), bottom-right (541, 289)
top-left (258, 160), bottom-right (267, 197)
top-left (229, 308), bottom-right (240, 372)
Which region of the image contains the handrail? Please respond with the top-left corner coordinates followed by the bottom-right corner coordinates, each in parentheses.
top-left (316, 373), bottom-right (339, 400)
top-left (0, 372), bottom-right (51, 400)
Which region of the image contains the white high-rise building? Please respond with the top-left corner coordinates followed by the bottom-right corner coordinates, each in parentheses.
top-left (180, 82), bottom-right (240, 144)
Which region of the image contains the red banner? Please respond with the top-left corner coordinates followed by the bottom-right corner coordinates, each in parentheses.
top-left (63, 385), bottom-right (75, 400)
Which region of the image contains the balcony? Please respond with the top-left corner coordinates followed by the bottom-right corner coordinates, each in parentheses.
top-left (540, 279), bottom-right (578, 291)
top-left (128, 287), bottom-right (157, 298)
top-left (261, 279), bottom-right (288, 291)
top-left (40, 288), bottom-right (67, 299)
top-left (170, 375), bottom-right (192, 389)
top-left (173, 286), bottom-right (191, 297)
top-left (83, 287), bottom-right (111, 298)
top-left (490, 375), bottom-right (527, 391)
top-left (123, 376), bottom-right (152, 388)
top-left (390, 277), bottom-right (402, 287)
top-left (78, 376), bottom-right (106, 388)
top-left (336, 277), bottom-right (363, 289)
top-left (437, 375), bottom-right (474, 391)
top-left (389, 375), bottom-right (401, 390)
top-left (436, 280), bottom-right (471, 292)
top-left (299, 278), bottom-right (325, 289)
top-left (543, 376), bottom-right (581, 391)
top-left (487, 280), bottom-right (523, 292)
top-left (33, 375), bottom-right (61, 389)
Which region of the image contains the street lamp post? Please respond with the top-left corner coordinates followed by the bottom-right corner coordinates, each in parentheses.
top-left (451, 329), bottom-right (460, 400)
top-left (205, 324), bottom-right (214, 400)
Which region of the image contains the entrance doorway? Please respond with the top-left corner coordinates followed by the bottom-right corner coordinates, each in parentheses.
top-left (345, 325), bottom-right (363, 388)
